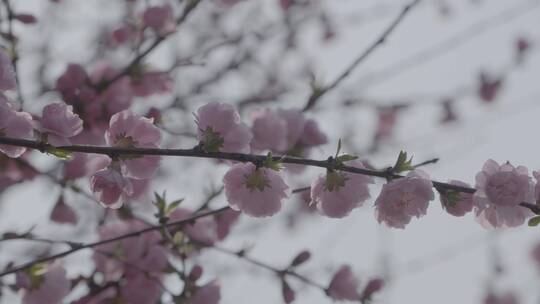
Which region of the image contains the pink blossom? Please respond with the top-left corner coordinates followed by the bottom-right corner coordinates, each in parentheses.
top-left (56, 64), bottom-right (93, 104)
top-left (441, 180), bottom-right (474, 217)
top-left (478, 73), bottom-right (502, 103)
top-left (360, 278), bottom-right (385, 301)
top-left (120, 271), bottom-right (162, 304)
top-left (95, 221), bottom-right (168, 279)
top-left (484, 292), bottom-right (519, 304)
top-left (38, 103), bottom-right (83, 145)
top-left (311, 161), bottom-right (374, 218)
top-left (280, 0), bottom-right (294, 11)
top-left (251, 108), bottom-right (327, 154)
top-left (533, 170), bottom-right (540, 202)
top-left (169, 208), bottom-right (219, 245)
top-left (110, 24), bottom-right (136, 46)
top-left (142, 5), bottom-right (173, 32)
top-left (14, 14), bottom-right (37, 24)
top-left (22, 265), bottom-right (70, 304)
top-left (530, 242), bottom-right (540, 271)
top-left (190, 280), bottom-right (221, 304)
top-left (0, 98), bottom-right (34, 158)
top-left (250, 109), bottom-right (288, 152)
top-left (0, 48), bottom-right (16, 90)
top-left (90, 168), bottom-right (133, 208)
top-left (215, 209), bottom-right (241, 240)
top-left (50, 196), bottom-right (78, 224)
top-left (106, 110), bottom-right (161, 179)
top-left (130, 71), bottom-right (173, 97)
top-left (63, 153), bottom-right (110, 180)
top-left (0, 153), bottom-right (37, 191)
top-left (327, 265), bottom-right (360, 301)
top-left (374, 170), bottom-right (435, 229)
top-left (223, 163), bottom-right (289, 217)
top-left (196, 102), bottom-right (252, 153)
top-left (473, 159), bottom-right (534, 228)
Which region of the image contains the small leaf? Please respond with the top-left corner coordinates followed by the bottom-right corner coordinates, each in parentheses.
top-left (262, 152), bottom-right (283, 171)
top-left (393, 150), bottom-right (414, 173)
top-left (528, 216), bottom-right (540, 227)
top-left (336, 154), bottom-right (358, 163)
top-left (166, 199), bottom-right (184, 215)
top-left (335, 138), bottom-right (342, 158)
top-left (46, 147), bottom-right (72, 160)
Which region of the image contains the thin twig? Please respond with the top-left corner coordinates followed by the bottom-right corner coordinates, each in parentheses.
top-left (0, 206), bottom-right (230, 277)
top-left (302, 0), bottom-right (422, 111)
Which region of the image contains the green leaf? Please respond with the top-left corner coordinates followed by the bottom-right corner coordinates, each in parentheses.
top-left (262, 152), bottom-right (283, 171)
top-left (335, 138), bottom-right (342, 158)
top-left (443, 190), bottom-right (461, 208)
top-left (393, 150), bottom-right (414, 173)
top-left (336, 154), bottom-right (358, 163)
top-left (166, 199), bottom-right (184, 215)
top-left (46, 147), bottom-right (72, 160)
top-left (528, 216), bottom-right (540, 227)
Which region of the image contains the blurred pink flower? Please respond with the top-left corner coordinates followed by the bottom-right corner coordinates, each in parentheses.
top-left (223, 163), bottom-right (289, 217)
top-left (90, 168), bottom-right (133, 208)
top-left (0, 97), bottom-right (33, 158)
top-left (327, 265), bottom-right (360, 301)
top-left (169, 208), bottom-right (219, 245)
top-left (50, 196), bottom-right (78, 224)
top-left (251, 108), bottom-right (327, 154)
top-left (38, 103), bottom-right (83, 145)
top-left (484, 291), bottom-right (519, 304)
top-left (0, 48), bottom-right (16, 90)
top-left (190, 280), bottom-right (221, 304)
top-left (22, 265), bottom-right (70, 304)
top-left (441, 180), bottom-right (474, 217)
top-left (130, 71), bottom-right (173, 97)
top-left (120, 271), bottom-right (162, 304)
top-left (196, 102), bottom-right (252, 153)
top-left (530, 242), bottom-right (540, 271)
top-left (215, 209), bottom-right (241, 240)
top-left (473, 159), bottom-right (534, 228)
top-left (374, 170), bottom-right (434, 229)
top-left (142, 5), bottom-right (173, 33)
top-left (311, 161), bottom-right (374, 218)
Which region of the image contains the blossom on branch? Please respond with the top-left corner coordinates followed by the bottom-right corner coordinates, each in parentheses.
top-left (311, 161), bottom-right (374, 218)
top-left (223, 162), bottom-right (289, 217)
top-left (37, 102), bottom-right (83, 146)
top-left (473, 159), bottom-right (534, 228)
top-left (196, 102), bottom-right (252, 153)
top-left (0, 97), bottom-right (33, 158)
top-left (374, 170), bottom-right (434, 229)
top-left (106, 110), bottom-right (162, 179)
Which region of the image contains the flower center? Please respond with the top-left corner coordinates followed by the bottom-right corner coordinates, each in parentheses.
top-left (324, 171), bottom-right (348, 192)
top-left (486, 172), bottom-right (523, 206)
top-left (244, 169), bottom-right (270, 192)
top-left (200, 127), bottom-right (224, 152)
top-left (114, 134), bottom-right (138, 148)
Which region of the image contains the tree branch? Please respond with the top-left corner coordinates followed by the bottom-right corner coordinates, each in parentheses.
top-left (302, 0), bottom-right (422, 111)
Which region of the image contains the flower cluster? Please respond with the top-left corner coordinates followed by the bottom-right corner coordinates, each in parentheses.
top-left (90, 110), bottom-right (161, 208)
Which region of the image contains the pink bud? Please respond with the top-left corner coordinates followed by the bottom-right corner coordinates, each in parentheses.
top-left (282, 280), bottom-right (296, 303)
top-left (189, 265), bottom-right (204, 282)
top-left (14, 14), bottom-right (37, 24)
top-left (290, 250), bottom-right (311, 267)
top-left (360, 278), bottom-right (384, 301)
top-left (50, 196), bottom-right (78, 225)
